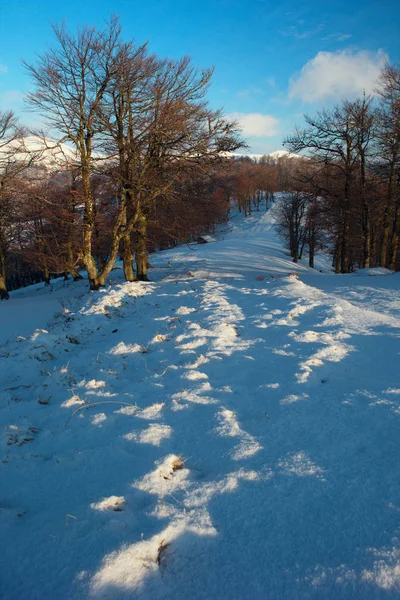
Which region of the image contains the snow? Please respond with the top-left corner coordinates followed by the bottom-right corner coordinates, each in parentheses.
top-left (355, 267), bottom-right (395, 276)
top-left (0, 136), bottom-right (78, 169)
top-left (1, 135), bottom-right (109, 171)
top-left (0, 277), bottom-right (88, 345)
top-left (229, 149), bottom-right (303, 161)
top-left (1, 202), bottom-right (400, 599)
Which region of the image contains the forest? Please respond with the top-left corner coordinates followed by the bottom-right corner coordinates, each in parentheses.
top-left (0, 18), bottom-right (399, 300)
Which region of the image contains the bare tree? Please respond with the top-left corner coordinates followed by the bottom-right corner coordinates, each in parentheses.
top-left (284, 104), bottom-right (362, 272)
top-left (275, 191), bottom-right (310, 262)
top-left (24, 17), bottom-right (124, 289)
top-left (99, 40), bottom-right (159, 281)
top-left (103, 52), bottom-right (244, 280)
top-left (25, 19), bottom-right (243, 287)
top-left (376, 64), bottom-right (400, 269)
top-left (344, 95), bottom-right (377, 268)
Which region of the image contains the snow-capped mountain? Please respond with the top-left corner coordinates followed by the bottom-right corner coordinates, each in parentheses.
top-left (0, 135), bottom-right (78, 170)
top-left (231, 149), bottom-right (304, 161)
top-left (0, 135), bottom-right (112, 171)
top-left (2, 137), bottom-right (303, 170)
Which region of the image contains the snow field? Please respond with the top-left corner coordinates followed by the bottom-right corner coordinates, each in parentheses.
top-left (1, 206), bottom-right (400, 599)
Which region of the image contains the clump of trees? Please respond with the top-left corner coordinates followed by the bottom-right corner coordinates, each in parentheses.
top-left (230, 157), bottom-right (277, 216)
top-left (273, 190), bottom-right (324, 268)
top-left (0, 17), bottom-right (244, 299)
top-left (282, 65), bottom-right (400, 273)
top-left (228, 65), bottom-right (400, 274)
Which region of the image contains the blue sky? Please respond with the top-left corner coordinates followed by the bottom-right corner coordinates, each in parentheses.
top-left (0, 0), bottom-right (399, 153)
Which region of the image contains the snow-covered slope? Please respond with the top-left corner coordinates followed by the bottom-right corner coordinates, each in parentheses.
top-left (1, 207), bottom-right (400, 600)
top-left (0, 136), bottom-right (78, 169)
top-left (0, 136), bottom-right (109, 171)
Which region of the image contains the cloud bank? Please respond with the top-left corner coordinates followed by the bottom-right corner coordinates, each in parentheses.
top-left (228, 112), bottom-right (280, 137)
top-left (289, 49), bottom-right (388, 103)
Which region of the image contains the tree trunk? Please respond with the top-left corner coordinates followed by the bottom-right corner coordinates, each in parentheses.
top-left (380, 212), bottom-right (391, 267)
top-left (120, 203), bottom-right (136, 282)
top-left (0, 274), bottom-right (8, 299)
top-left (289, 231), bottom-right (296, 260)
top-left (309, 228), bottom-right (315, 268)
top-left (0, 250), bottom-right (9, 300)
top-left (380, 165), bottom-right (398, 267)
top-left (309, 246), bottom-right (315, 269)
top-left (389, 201), bottom-right (400, 270)
top-left (89, 275), bottom-right (106, 290)
top-left (363, 206), bottom-right (371, 269)
top-left (66, 224), bottom-right (82, 281)
top-left (44, 266), bottom-right (50, 285)
top-left (334, 236), bottom-right (342, 274)
top-left (0, 276), bottom-right (8, 300)
top-left (299, 235), bottom-right (306, 260)
top-left (81, 162), bottom-right (99, 285)
top-left (341, 198), bottom-right (350, 273)
top-left (136, 208), bottom-right (149, 281)
top-left (70, 267), bottom-right (83, 281)
top-left (370, 228), bottom-right (377, 267)
top-left (122, 234), bottom-right (136, 281)
top-left (359, 151), bottom-right (371, 268)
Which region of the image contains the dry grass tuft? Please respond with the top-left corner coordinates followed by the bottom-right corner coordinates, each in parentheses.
top-left (156, 539), bottom-right (170, 567)
top-left (112, 498), bottom-right (125, 512)
top-left (159, 455), bottom-right (187, 480)
top-left (171, 456), bottom-right (185, 472)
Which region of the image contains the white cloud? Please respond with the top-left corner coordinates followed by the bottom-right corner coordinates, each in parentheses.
top-left (237, 87), bottom-right (265, 99)
top-left (228, 112), bottom-right (280, 137)
top-left (322, 33), bottom-right (352, 42)
top-left (0, 64), bottom-right (8, 74)
top-left (280, 23), bottom-right (324, 40)
top-left (288, 49), bottom-right (388, 103)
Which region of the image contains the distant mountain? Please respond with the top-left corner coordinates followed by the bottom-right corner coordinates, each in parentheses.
top-left (0, 136), bottom-right (110, 171)
top-left (0, 136), bottom-right (78, 170)
top-left (1, 137), bottom-right (304, 171)
top-left (268, 150), bottom-right (299, 159)
top-left (230, 149), bottom-right (304, 161)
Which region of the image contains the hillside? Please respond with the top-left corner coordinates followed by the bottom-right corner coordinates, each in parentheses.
top-left (1, 206), bottom-right (400, 600)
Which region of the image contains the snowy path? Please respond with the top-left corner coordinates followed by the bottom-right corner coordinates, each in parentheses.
top-left (1, 208), bottom-right (400, 599)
